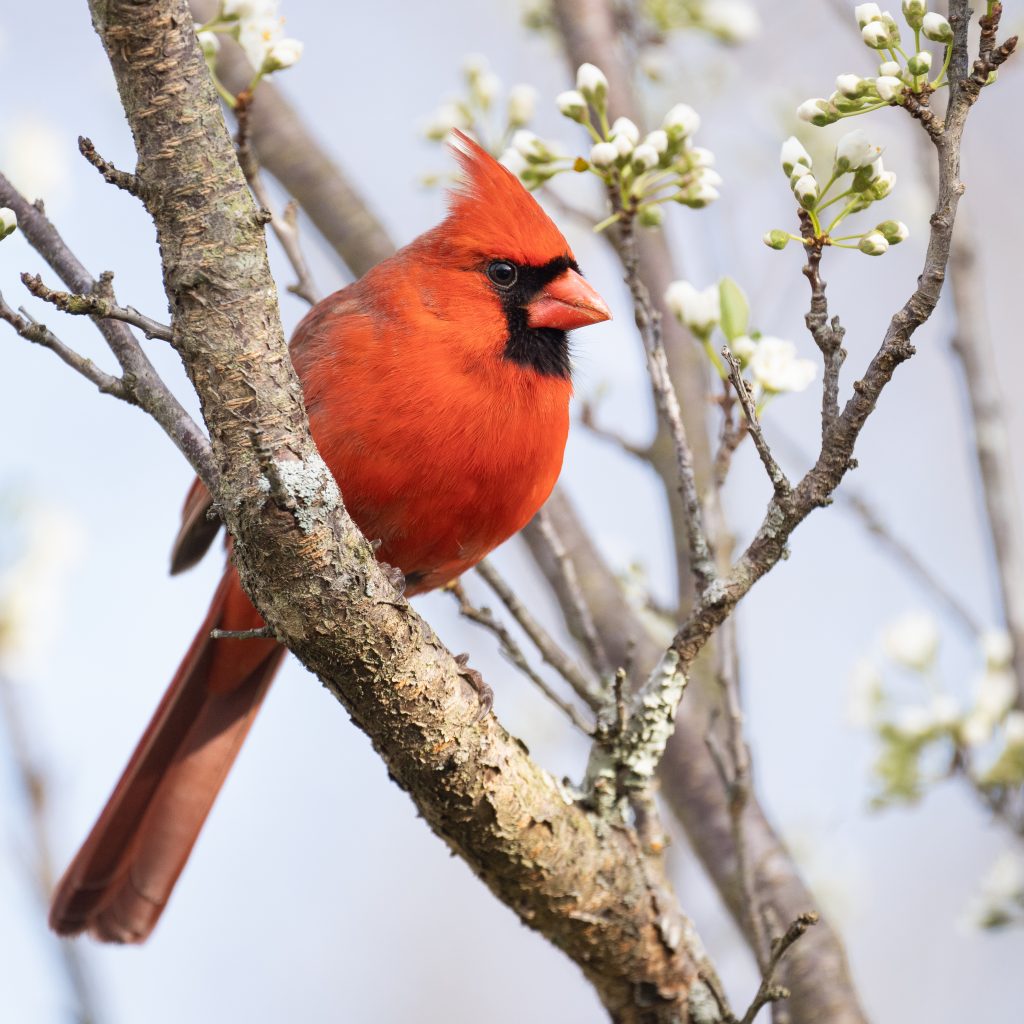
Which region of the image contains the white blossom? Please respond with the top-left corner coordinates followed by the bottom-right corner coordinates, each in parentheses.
top-left (902, 1), bottom-right (927, 29)
top-left (507, 84), bottom-right (537, 126)
top-left (688, 146), bottom-right (715, 167)
top-left (589, 141), bottom-right (618, 168)
top-left (576, 62), bottom-right (608, 102)
top-left (834, 129), bottom-right (883, 172)
top-left (908, 50), bottom-right (933, 75)
top-left (699, 168), bottom-right (723, 188)
top-left (862, 21), bottom-right (891, 48)
top-left (975, 668), bottom-right (1016, 720)
top-left (702, 0), bottom-right (761, 43)
top-left (612, 132), bottom-right (634, 159)
top-left (836, 73), bottom-right (866, 97)
top-left (556, 90), bottom-right (587, 121)
top-left (610, 116), bottom-right (640, 145)
top-left (731, 335), bottom-right (758, 364)
top-left (854, 3), bottom-right (883, 26)
top-left (749, 337), bottom-right (817, 394)
top-left (1004, 710), bottom-right (1024, 748)
top-left (512, 129), bottom-right (548, 161)
top-left (0, 207), bottom-right (16, 239)
top-left (780, 135), bottom-right (812, 175)
top-left (664, 280), bottom-right (720, 337)
top-left (632, 144), bottom-right (659, 171)
top-left (422, 102), bottom-right (470, 141)
top-left (683, 182), bottom-right (720, 207)
top-left (877, 220), bottom-right (909, 244)
top-left (797, 98), bottom-right (839, 126)
top-left (981, 629), bottom-right (1014, 669)
top-left (472, 71), bottom-right (501, 107)
top-left (644, 129), bottom-right (669, 154)
top-left (884, 611), bottom-right (939, 670)
top-left (962, 710), bottom-right (994, 747)
top-left (895, 704), bottom-right (935, 738)
top-left (922, 12), bottom-right (953, 43)
top-left (875, 75), bottom-right (905, 102)
top-left (462, 53), bottom-right (489, 80)
top-left (264, 37), bottom-right (302, 71)
top-left (878, 60), bottom-right (903, 78)
top-left (662, 103), bottom-right (700, 138)
top-left (928, 693), bottom-right (961, 729)
top-left (848, 658), bottom-right (884, 726)
top-left (498, 148), bottom-right (528, 177)
top-left (870, 170), bottom-right (897, 198)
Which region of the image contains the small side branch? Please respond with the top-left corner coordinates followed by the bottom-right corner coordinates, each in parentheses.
top-left (210, 626), bottom-right (276, 641)
top-left (735, 912), bottom-right (820, 1024)
top-left (21, 272), bottom-right (172, 341)
top-left (723, 350), bottom-right (791, 498)
top-left (449, 581), bottom-right (594, 734)
top-left (0, 291), bottom-right (127, 399)
top-left (78, 135), bottom-right (143, 197)
top-left (474, 559), bottom-right (603, 710)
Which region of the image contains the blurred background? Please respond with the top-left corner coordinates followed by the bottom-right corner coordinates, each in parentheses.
top-left (1, 1), bottom-right (1022, 1021)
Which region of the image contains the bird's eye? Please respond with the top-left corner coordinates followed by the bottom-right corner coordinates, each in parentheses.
top-left (487, 260), bottom-right (518, 288)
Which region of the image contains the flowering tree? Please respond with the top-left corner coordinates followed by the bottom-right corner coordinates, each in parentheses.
top-left (0, 1), bottom-right (1020, 1022)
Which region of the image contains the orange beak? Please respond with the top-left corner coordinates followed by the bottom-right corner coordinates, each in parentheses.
top-left (526, 269), bottom-right (612, 331)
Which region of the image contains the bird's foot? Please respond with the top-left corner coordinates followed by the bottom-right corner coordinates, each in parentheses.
top-left (455, 652), bottom-right (493, 723)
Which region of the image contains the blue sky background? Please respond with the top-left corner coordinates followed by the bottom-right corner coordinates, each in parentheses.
top-left (1, 1), bottom-right (1022, 1021)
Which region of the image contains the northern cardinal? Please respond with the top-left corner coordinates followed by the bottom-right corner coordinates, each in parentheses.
top-left (50, 133), bottom-right (611, 942)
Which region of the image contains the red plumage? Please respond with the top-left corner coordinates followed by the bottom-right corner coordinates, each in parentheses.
top-left (49, 133), bottom-right (610, 942)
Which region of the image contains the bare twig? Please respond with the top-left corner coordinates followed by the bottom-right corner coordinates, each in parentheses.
top-left (735, 913), bottom-right (820, 1024)
top-left (235, 90), bottom-right (320, 306)
top-left (449, 581), bottom-right (594, 733)
top-left (475, 559), bottom-right (603, 709)
top-left (614, 211), bottom-right (717, 595)
top-left (0, 292), bottom-right (126, 398)
top-left (722, 350), bottom-right (791, 498)
top-left (78, 135), bottom-right (143, 197)
top-left (209, 626), bottom-right (276, 640)
top-left (20, 272), bottom-right (172, 340)
top-left (535, 506), bottom-right (613, 679)
top-left (0, 175), bottom-right (217, 487)
top-left (0, 673), bottom-right (103, 1024)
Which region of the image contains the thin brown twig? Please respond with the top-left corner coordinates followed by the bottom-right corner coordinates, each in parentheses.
top-left (235, 90), bottom-right (320, 307)
top-left (448, 581), bottom-right (594, 733)
top-left (534, 506), bottom-right (613, 679)
top-left (735, 913), bottom-right (820, 1024)
top-left (0, 292), bottom-right (126, 398)
top-left (474, 559), bottom-right (603, 709)
top-left (722, 349), bottom-right (791, 498)
top-left (20, 272), bottom-right (172, 341)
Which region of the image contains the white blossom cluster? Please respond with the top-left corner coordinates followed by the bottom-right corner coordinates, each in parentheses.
top-left (499, 63), bottom-right (719, 230)
top-left (644, 0), bottom-right (761, 45)
top-left (0, 207), bottom-right (16, 241)
top-left (421, 54), bottom-right (537, 157)
top-left (966, 850), bottom-right (1024, 930)
top-left (196, 0), bottom-right (303, 81)
top-left (850, 613), bottom-right (1024, 818)
top-left (764, 130), bottom-right (908, 256)
top-left (664, 277), bottom-right (816, 400)
top-left (797, 3), bottom-right (954, 127)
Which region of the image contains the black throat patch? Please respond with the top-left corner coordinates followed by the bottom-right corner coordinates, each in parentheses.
top-left (495, 256), bottom-right (578, 380)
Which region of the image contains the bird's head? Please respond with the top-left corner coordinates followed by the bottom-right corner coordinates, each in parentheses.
top-left (416, 131), bottom-right (611, 380)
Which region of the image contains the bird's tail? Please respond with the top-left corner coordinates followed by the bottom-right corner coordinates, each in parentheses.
top-left (49, 568), bottom-right (284, 942)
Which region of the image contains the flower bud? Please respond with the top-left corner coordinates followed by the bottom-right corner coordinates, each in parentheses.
top-left (688, 146), bottom-right (715, 167)
top-left (638, 204), bottom-right (664, 228)
top-left (907, 51), bottom-right (932, 75)
top-left (576, 62), bottom-right (608, 105)
top-left (679, 182), bottom-right (719, 208)
top-left (462, 53), bottom-right (489, 82)
top-left (793, 173), bottom-right (819, 208)
top-left (902, 1), bottom-right (927, 30)
top-left (612, 133), bottom-right (634, 159)
top-left (860, 231), bottom-right (890, 255)
top-left (869, 169), bottom-right (897, 199)
top-left (922, 12), bottom-right (953, 43)
top-left (836, 73), bottom-right (867, 97)
top-left (197, 29), bottom-right (220, 59)
top-left (556, 90), bottom-right (588, 122)
top-left (698, 168), bottom-right (723, 188)
top-left (703, 0), bottom-right (761, 43)
top-left (732, 334), bottom-right (758, 363)
top-left (862, 21), bottom-right (890, 48)
top-left (878, 60), bottom-right (902, 78)
top-left (789, 162), bottom-right (811, 185)
top-left (589, 141), bottom-right (618, 168)
top-left (632, 143), bottom-right (660, 171)
top-left (797, 98), bottom-right (839, 126)
top-left (834, 129), bottom-right (882, 172)
top-left (877, 219), bottom-right (909, 244)
top-left (610, 116), bottom-right (640, 145)
top-left (264, 37), bottom-right (302, 72)
top-left (0, 207), bottom-right (17, 240)
top-left (875, 75), bottom-right (905, 102)
top-left (763, 229), bottom-right (790, 250)
top-left (499, 148), bottom-right (528, 179)
top-left (423, 102), bottom-right (470, 141)
top-left (854, 3), bottom-right (882, 27)
top-left (662, 103), bottom-right (701, 139)
top-left (512, 129), bottom-right (548, 162)
top-left (644, 129), bottom-right (669, 154)
top-left (507, 84), bottom-right (537, 126)
top-left (780, 135), bottom-right (812, 176)
top-left (881, 12), bottom-right (901, 45)
top-left (749, 337), bottom-right (816, 393)
top-left (664, 280), bottom-right (720, 336)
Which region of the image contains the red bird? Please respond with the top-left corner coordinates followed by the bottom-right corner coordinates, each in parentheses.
top-left (50, 133), bottom-right (611, 943)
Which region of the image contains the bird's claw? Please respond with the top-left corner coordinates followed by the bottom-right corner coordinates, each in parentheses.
top-left (455, 652), bottom-right (493, 723)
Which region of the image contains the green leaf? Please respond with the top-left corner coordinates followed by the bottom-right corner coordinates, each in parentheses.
top-left (718, 277), bottom-right (749, 342)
